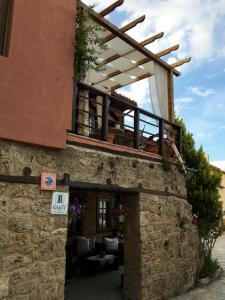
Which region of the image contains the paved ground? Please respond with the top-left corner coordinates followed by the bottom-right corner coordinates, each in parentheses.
top-left (65, 235), bottom-right (225, 300)
top-left (173, 233), bottom-right (225, 300)
top-left (65, 269), bottom-right (123, 300)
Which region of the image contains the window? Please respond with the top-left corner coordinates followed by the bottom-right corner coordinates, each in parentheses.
top-left (0, 0), bottom-right (13, 56)
top-left (97, 198), bottom-right (112, 231)
top-left (89, 113), bottom-right (97, 137)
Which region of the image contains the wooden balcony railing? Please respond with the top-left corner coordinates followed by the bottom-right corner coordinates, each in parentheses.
top-left (69, 81), bottom-right (182, 158)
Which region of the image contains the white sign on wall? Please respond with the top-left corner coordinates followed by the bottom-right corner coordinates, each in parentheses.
top-left (51, 192), bottom-right (69, 215)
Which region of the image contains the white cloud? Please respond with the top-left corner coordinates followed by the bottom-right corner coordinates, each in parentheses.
top-left (82, 0), bottom-right (116, 11)
top-left (216, 103), bottom-right (225, 110)
top-left (177, 97), bottom-right (193, 103)
top-left (206, 73), bottom-right (219, 79)
top-left (175, 97), bottom-right (193, 115)
top-left (83, 0), bottom-right (225, 72)
top-left (211, 161), bottom-right (225, 172)
top-left (187, 86), bottom-right (215, 97)
top-left (195, 132), bottom-right (214, 139)
top-left (183, 117), bottom-right (219, 145)
top-left (117, 79), bottom-right (150, 107)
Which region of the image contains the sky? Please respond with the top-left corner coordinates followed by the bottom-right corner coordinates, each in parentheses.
top-left (83, 0), bottom-right (225, 170)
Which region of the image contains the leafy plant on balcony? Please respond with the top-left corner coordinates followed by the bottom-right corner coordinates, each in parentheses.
top-left (74, 1), bottom-right (107, 81)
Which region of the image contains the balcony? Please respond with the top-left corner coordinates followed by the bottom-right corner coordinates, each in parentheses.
top-left (68, 81), bottom-right (182, 159)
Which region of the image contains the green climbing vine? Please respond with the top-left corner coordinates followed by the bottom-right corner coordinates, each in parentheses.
top-left (74, 1), bottom-right (107, 80)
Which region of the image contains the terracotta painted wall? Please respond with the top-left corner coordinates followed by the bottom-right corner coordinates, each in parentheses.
top-left (0, 0), bottom-right (75, 148)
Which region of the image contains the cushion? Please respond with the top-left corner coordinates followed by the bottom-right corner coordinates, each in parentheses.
top-left (104, 237), bottom-right (119, 251)
top-left (76, 236), bottom-right (90, 255)
top-left (89, 236), bottom-right (96, 251)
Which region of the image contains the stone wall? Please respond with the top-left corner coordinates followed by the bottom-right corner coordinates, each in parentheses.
top-left (139, 193), bottom-right (199, 300)
top-left (123, 193), bottom-right (142, 300)
top-left (0, 139), bottom-right (200, 300)
top-left (0, 183), bottom-right (68, 300)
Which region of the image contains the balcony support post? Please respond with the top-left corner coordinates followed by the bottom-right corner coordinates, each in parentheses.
top-left (159, 119), bottom-right (165, 156)
top-left (96, 95), bottom-right (103, 129)
top-left (102, 95), bottom-right (109, 141)
top-left (83, 89), bottom-right (90, 137)
top-left (134, 109), bottom-right (140, 149)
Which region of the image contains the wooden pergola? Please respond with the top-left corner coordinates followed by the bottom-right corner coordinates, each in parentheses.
top-left (80, 0), bottom-right (191, 122)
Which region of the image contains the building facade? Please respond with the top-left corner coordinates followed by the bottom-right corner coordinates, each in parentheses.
top-left (0, 1), bottom-right (200, 299)
top-left (210, 164), bottom-right (225, 224)
top-left (220, 172), bottom-right (225, 224)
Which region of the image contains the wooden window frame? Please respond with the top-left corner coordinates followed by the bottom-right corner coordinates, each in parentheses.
top-left (96, 198), bottom-right (112, 233)
top-left (0, 0), bottom-right (14, 56)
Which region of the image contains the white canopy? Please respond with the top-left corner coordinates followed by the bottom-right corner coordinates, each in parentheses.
top-left (80, 1), bottom-right (191, 121)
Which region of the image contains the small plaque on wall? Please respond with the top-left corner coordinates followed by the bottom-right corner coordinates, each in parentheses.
top-left (51, 192), bottom-right (69, 215)
top-left (40, 173), bottom-right (56, 191)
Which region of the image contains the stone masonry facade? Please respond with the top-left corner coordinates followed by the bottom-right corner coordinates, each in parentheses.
top-left (0, 139), bottom-right (200, 300)
top-left (139, 193), bottom-right (200, 300)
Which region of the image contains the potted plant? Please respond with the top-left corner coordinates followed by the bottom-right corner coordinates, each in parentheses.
top-left (95, 129), bottom-right (115, 143)
top-left (143, 138), bottom-right (159, 154)
top-left (107, 131), bottom-right (115, 144)
top-left (124, 131), bottom-right (134, 148)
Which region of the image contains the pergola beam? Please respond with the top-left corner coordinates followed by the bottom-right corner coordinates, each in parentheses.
top-left (102, 15), bottom-right (146, 43)
top-left (89, 7), bottom-right (180, 76)
top-left (170, 57), bottom-right (191, 68)
top-left (94, 44), bottom-right (180, 85)
top-left (156, 44), bottom-right (179, 57)
top-left (101, 32), bottom-right (164, 66)
top-left (99, 0), bottom-right (124, 17)
top-left (109, 72), bottom-right (151, 91)
top-left (140, 32), bottom-right (164, 46)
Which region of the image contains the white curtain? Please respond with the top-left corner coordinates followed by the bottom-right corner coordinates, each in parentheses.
top-left (148, 63), bottom-right (185, 170)
top-left (148, 63), bottom-right (168, 120)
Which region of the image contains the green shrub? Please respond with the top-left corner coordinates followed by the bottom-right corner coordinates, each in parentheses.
top-left (199, 257), bottom-right (220, 279)
top-left (162, 159), bottom-right (172, 172)
top-left (175, 117), bottom-right (223, 259)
